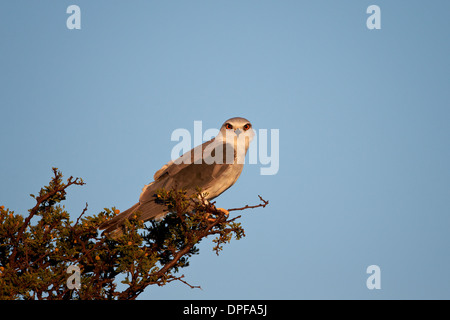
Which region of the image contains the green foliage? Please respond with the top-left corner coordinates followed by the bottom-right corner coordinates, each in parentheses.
top-left (0, 168), bottom-right (267, 300)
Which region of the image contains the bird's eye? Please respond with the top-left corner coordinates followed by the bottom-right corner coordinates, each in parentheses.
top-left (243, 123), bottom-right (251, 131)
top-left (225, 123), bottom-right (233, 130)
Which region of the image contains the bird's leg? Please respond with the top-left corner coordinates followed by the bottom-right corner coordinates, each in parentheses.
top-left (197, 193), bottom-right (209, 205)
top-left (196, 194), bottom-right (229, 222)
top-left (195, 194), bottom-right (214, 221)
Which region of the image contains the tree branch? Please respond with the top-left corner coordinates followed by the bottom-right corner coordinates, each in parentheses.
top-left (227, 195), bottom-right (269, 212)
top-left (9, 168), bottom-right (85, 267)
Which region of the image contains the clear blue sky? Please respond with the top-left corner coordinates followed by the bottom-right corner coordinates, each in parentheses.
top-left (1, 1), bottom-right (450, 299)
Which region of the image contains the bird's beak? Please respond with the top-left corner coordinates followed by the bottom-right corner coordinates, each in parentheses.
top-left (234, 128), bottom-right (242, 137)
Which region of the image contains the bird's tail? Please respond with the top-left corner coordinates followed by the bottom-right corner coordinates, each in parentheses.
top-left (98, 201), bottom-right (168, 239)
top-left (99, 202), bottom-right (140, 237)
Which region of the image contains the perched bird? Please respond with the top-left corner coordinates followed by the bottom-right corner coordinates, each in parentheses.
top-left (99, 117), bottom-right (254, 237)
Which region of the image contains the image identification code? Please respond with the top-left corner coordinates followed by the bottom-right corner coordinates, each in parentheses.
top-left (183, 304), bottom-right (268, 317)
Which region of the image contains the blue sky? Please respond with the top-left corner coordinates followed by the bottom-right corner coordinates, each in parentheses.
top-left (1, 1), bottom-right (449, 299)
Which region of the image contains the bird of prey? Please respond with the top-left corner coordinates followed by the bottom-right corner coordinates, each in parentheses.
top-left (99, 117), bottom-right (254, 237)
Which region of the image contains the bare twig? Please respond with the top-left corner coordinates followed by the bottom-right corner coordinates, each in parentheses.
top-left (73, 203), bottom-right (89, 228)
top-left (169, 275), bottom-right (202, 290)
top-left (227, 195), bottom-right (269, 212)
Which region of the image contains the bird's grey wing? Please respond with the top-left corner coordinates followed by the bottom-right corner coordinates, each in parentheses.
top-left (140, 141), bottom-right (238, 204)
top-left (153, 138), bottom-right (215, 181)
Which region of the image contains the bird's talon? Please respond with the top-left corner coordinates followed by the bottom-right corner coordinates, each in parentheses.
top-left (216, 208), bottom-right (229, 216)
top-left (204, 209), bottom-right (228, 223)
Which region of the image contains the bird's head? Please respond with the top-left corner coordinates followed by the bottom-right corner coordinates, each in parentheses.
top-left (218, 117), bottom-right (255, 151)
